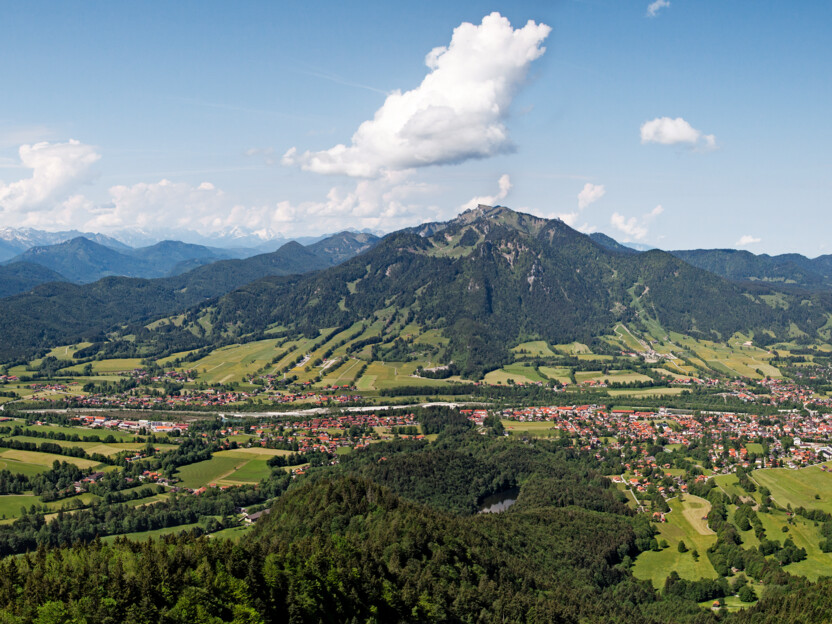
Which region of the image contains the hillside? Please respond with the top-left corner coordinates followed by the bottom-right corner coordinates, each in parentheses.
top-left (172, 205), bottom-right (828, 376)
top-left (6, 237), bottom-right (234, 283)
top-left (0, 232), bottom-right (378, 361)
top-left (0, 262), bottom-right (66, 298)
top-left (0, 227), bottom-right (129, 261)
top-left (671, 248), bottom-right (832, 291)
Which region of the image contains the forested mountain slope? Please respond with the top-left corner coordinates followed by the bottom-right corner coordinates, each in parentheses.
top-left (671, 248), bottom-right (832, 291)
top-left (0, 233), bottom-right (378, 362)
top-left (188, 206), bottom-right (830, 376)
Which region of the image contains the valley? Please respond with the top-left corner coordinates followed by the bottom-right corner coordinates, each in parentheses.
top-left (2, 207), bottom-right (832, 621)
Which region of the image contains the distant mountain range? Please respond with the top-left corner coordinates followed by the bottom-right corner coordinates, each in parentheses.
top-left (0, 227), bottom-right (129, 261)
top-left (5, 238), bottom-right (237, 284)
top-left (0, 230), bottom-right (380, 361)
top-left (99, 205), bottom-right (829, 377)
top-left (5, 208), bottom-right (832, 368)
top-left (0, 224), bottom-right (384, 263)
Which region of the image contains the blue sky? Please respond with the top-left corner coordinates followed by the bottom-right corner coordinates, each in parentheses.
top-left (0, 1), bottom-right (829, 254)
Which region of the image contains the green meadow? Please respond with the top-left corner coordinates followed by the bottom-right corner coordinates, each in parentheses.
top-left (632, 496), bottom-right (718, 588)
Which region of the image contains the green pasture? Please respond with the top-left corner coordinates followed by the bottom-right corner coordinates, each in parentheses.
top-left (0, 448), bottom-right (101, 470)
top-left (0, 495), bottom-right (42, 519)
top-left (511, 341), bottom-right (555, 357)
top-left (632, 496), bottom-right (718, 588)
top-left (186, 339), bottom-right (285, 383)
top-left (176, 456), bottom-right (244, 489)
top-left (17, 424), bottom-right (139, 442)
top-left (614, 324), bottom-right (646, 352)
top-left (537, 366), bottom-right (572, 384)
top-left (8, 436), bottom-right (147, 457)
top-left (754, 508), bottom-right (832, 580)
top-left (553, 342), bottom-right (591, 355)
top-left (321, 357), bottom-right (365, 385)
top-left (501, 420), bottom-right (559, 437)
top-left (60, 358), bottom-right (143, 374)
top-left (220, 459), bottom-right (271, 484)
top-left (752, 463), bottom-right (832, 514)
top-left (484, 364), bottom-right (547, 385)
top-left (713, 474), bottom-right (753, 501)
top-left (355, 361), bottom-right (446, 391)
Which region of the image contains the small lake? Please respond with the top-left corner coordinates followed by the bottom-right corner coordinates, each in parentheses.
top-left (478, 487), bottom-right (520, 514)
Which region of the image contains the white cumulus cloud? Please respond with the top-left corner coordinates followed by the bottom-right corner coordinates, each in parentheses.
top-left (0, 140), bottom-right (100, 213)
top-left (736, 234), bottom-right (761, 246)
top-left (646, 0), bottom-right (670, 17)
top-left (610, 204), bottom-right (664, 241)
top-left (461, 174), bottom-right (512, 210)
top-left (283, 12), bottom-right (551, 178)
top-left (578, 183), bottom-right (605, 210)
top-left (89, 179), bottom-right (229, 231)
top-left (640, 117), bottom-right (716, 150)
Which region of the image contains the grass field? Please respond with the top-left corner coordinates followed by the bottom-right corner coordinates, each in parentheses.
top-left (0, 456), bottom-right (51, 476)
top-left (0, 448), bottom-right (101, 470)
top-left (501, 420), bottom-right (559, 436)
top-left (0, 495), bottom-right (42, 519)
top-left (484, 364), bottom-right (547, 385)
top-left (754, 508), bottom-right (832, 580)
top-left (537, 366), bottom-right (572, 384)
top-left (355, 361), bottom-right (446, 391)
top-left (511, 341), bottom-right (555, 357)
top-left (752, 463), bottom-right (832, 514)
top-left (176, 456), bottom-right (244, 489)
top-left (8, 436), bottom-right (148, 457)
top-left (60, 358), bottom-right (144, 374)
top-left (20, 424), bottom-right (139, 442)
top-left (713, 474), bottom-right (752, 501)
top-left (321, 357), bottom-right (365, 385)
top-left (186, 339), bottom-right (285, 384)
top-left (632, 496), bottom-right (718, 588)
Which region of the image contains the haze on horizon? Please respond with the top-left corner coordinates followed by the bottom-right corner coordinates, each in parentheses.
top-left (1, 1), bottom-right (829, 255)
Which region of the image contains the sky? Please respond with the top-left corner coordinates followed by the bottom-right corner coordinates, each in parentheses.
top-left (0, 1), bottom-right (830, 254)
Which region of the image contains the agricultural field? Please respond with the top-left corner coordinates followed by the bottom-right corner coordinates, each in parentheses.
top-left (7, 436), bottom-right (149, 457)
top-left (176, 447), bottom-right (291, 488)
top-left (752, 462), bottom-right (832, 514)
top-left (501, 420), bottom-right (559, 437)
top-left (632, 496), bottom-right (718, 588)
top-left (355, 361), bottom-right (445, 391)
top-left (484, 364), bottom-right (548, 385)
top-left (0, 495), bottom-right (43, 519)
top-left (537, 366), bottom-right (572, 384)
top-left (754, 509), bottom-right (832, 580)
top-left (184, 339), bottom-right (285, 384)
top-left (0, 448), bottom-right (101, 470)
top-left (511, 341), bottom-right (555, 357)
top-left (175, 456), bottom-right (246, 489)
top-left (320, 357), bottom-right (365, 385)
top-left (60, 358), bottom-right (144, 374)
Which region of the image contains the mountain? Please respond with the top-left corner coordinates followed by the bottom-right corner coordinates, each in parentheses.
top-left (589, 232), bottom-right (638, 254)
top-left (0, 262), bottom-right (67, 298)
top-left (8, 238), bottom-right (145, 283)
top-left (0, 227), bottom-right (129, 261)
top-left (173, 205), bottom-right (829, 377)
top-left (0, 231), bottom-right (379, 361)
top-left (306, 231), bottom-right (380, 265)
top-left (5, 238), bottom-right (237, 284)
top-left (670, 248), bottom-right (832, 291)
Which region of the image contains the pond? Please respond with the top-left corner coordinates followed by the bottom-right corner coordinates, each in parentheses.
top-left (478, 486), bottom-right (520, 514)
